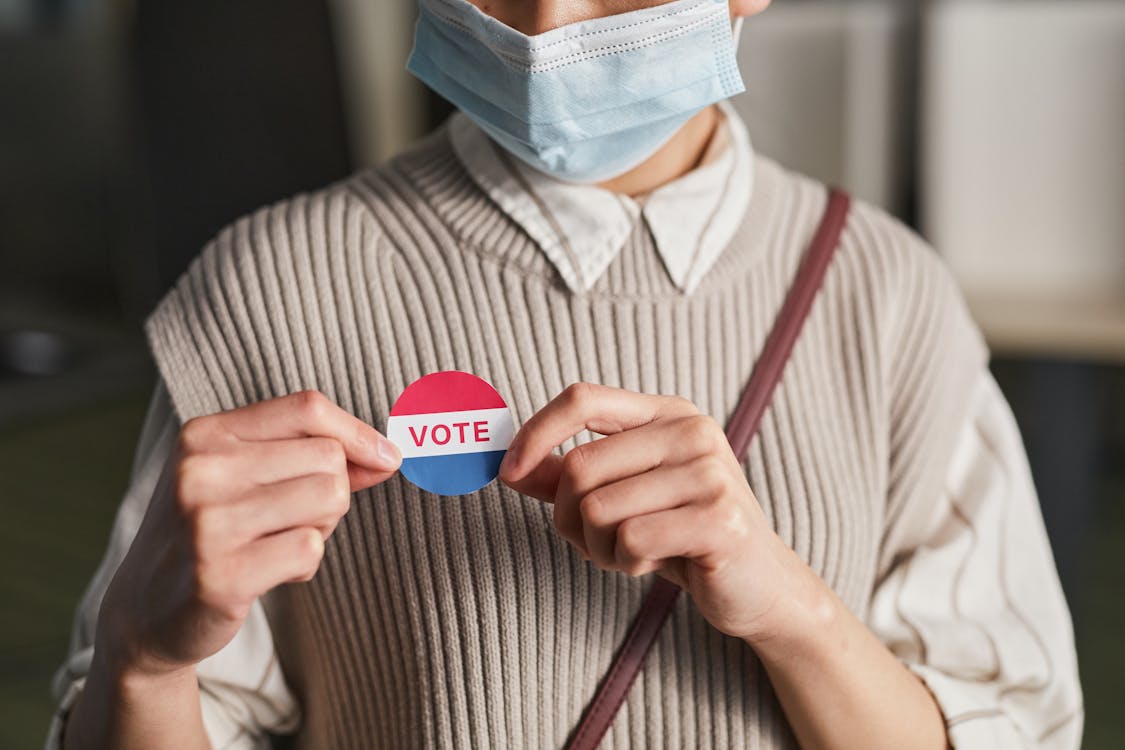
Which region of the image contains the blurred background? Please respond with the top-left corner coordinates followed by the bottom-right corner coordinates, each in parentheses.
top-left (1, 0), bottom-right (1122, 746)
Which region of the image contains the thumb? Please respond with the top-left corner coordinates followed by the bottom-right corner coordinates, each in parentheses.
top-left (347, 462), bottom-right (399, 492)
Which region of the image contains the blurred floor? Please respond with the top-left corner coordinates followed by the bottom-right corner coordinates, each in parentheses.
top-left (0, 383), bottom-right (152, 749)
top-left (1, 371), bottom-right (1122, 748)
top-left (1076, 480), bottom-right (1125, 749)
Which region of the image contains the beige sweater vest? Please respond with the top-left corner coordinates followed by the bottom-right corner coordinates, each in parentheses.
top-left (145, 127), bottom-right (986, 748)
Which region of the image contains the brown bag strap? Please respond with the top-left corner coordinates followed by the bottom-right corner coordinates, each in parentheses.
top-left (566, 188), bottom-right (852, 750)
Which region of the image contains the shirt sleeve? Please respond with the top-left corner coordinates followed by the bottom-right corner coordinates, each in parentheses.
top-left (868, 370), bottom-right (1083, 748)
top-left (47, 380), bottom-right (300, 750)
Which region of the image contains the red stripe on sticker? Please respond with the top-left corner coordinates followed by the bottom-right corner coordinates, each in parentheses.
top-left (388, 370), bottom-right (508, 416)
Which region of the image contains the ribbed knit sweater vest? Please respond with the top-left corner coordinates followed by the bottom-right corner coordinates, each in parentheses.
top-left (145, 126), bottom-right (987, 749)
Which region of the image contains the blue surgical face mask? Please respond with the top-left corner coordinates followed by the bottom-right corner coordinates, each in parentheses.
top-left (407, 0), bottom-right (746, 183)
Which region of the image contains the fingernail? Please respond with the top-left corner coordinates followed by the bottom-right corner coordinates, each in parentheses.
top-left (500, 445), bottom-right (519, 476)
top-left (376, 437), bottom-right (401, 468)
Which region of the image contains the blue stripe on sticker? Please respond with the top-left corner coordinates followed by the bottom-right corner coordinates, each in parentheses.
top-left (399, 449), bottom-right (508, 497)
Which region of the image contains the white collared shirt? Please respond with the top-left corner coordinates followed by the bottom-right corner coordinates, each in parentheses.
top-left (449, 100), bottom-right (754, 294)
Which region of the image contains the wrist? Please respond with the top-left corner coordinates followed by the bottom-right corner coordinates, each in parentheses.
top-left (88, 638), bottom-right (199, 705)
top-left (91, 607), bottom-right (197, 697)
top-left (67, 637), bottom-right (204, 750)
top-left (740, 540), bottom-right (842, 658)
top-left (65, 639), bottom-right (199, 749)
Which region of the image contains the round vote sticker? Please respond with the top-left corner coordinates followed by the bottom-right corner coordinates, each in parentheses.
top-left (386, 371), bottom-right (515, 496)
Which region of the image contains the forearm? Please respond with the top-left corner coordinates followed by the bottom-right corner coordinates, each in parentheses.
top-left (63, 647), bottom-right (209, 750)
top-left (748, 548), bottom-right (948, 750)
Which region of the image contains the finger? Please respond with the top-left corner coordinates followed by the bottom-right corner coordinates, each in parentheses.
top-left (504, 416), bottom-right (724, 503)
top-left (237, 437), bottom-right (396, 493)
top-left (182, 437), bottom-right (365, 499)
top-left (552, 416), bottom-right (729, 549)
top-left (198, 526), bottom-right (326, 615)
top-left (614, 503), bottom-right (735, 576)
top-left (234, 527), bottom-right (327, 599)
top-left (238, 437), bottom-right (347, 486)
top-left (224, 473), bottom-right (352, 542)
top-left (202, 390), bottom-right (400, 472)
top-left (501, 383), bottom-right (696, 482)
top-left (579, 456), bottom-right (730, 567)
top-left (346, 464), bottom-right (400, 493)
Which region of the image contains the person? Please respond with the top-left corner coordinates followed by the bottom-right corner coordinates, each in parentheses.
top-left (50, 0), bottom-right (1082, 748)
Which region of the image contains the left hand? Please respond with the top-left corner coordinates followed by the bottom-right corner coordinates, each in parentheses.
top-left (499, 382), bottom-right (813, 642)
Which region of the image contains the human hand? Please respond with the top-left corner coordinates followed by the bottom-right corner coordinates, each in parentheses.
top-left (96, 390), bottom-right (401, 680)
top-left (500, 383), bottom-right (812, 642)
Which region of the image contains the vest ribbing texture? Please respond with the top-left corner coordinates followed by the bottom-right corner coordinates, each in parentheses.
top-left (145, 126), bottom-right (987, 749)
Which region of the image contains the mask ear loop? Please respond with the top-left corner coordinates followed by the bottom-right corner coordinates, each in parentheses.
top-left (732, 16), bottom-right (745, 48)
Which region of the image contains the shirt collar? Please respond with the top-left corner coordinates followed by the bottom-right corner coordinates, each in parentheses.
top-left (449, 100), bottom-right (755, 295)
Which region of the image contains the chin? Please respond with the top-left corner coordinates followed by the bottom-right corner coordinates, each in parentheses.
top-left (736, 0), bottom-right (773, 16)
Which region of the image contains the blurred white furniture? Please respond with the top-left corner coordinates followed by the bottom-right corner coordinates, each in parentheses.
top-left (922, 0), bottom-right (1125, 362)
top-left (329, 0), bottom-right (430, 167)
top-left (731, 1), bottom-right (910, 215)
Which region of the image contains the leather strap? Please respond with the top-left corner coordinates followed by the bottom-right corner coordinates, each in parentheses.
top-left (566, 188), bottom-right (852, 750)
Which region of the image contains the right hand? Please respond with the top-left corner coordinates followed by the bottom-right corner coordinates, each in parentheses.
top-left (95, 390), bottom-right (401, 679)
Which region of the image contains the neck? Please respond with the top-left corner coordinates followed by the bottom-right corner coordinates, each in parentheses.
top-left (596, 104), bottom-right (722, 197)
